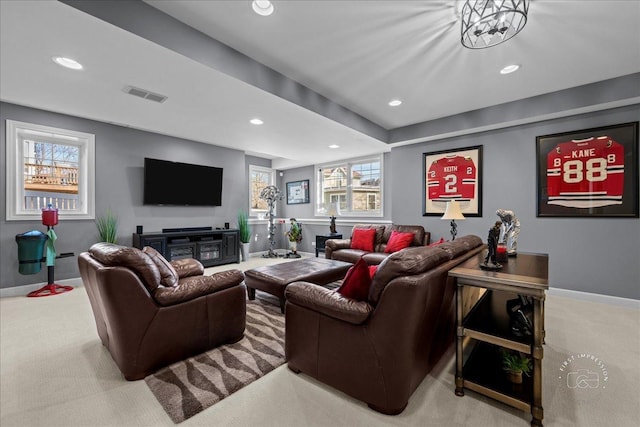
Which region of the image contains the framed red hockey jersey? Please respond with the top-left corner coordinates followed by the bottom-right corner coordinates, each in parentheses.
top-left (537, 122), bottom-right (638, 217)
top-left (423, 146), bottom-right (482, 216)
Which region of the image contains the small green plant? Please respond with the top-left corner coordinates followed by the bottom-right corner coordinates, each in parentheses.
top-left (237, 209), bottom-right (251, 243)
top-left (96, 209), bottom-right (118, 243)
top-left (501, 350), bottom-right (532, 376)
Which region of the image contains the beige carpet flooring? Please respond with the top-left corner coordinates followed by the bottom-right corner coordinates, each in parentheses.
top-left (1, 254), bottom-right (639, 426)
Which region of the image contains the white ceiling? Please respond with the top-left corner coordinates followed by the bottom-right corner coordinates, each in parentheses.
top-left (1, 1), bottom-right (639, 169)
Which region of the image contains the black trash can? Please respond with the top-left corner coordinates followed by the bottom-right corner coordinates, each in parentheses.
top-left (15, 230), bottom-right (48, 275)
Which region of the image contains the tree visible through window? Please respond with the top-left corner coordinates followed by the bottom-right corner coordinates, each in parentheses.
top-left (316, 156), bottom-right (382, 216)
top-left (6, 120), bottom-right (95, 220)
top-left (249, 165), bottom-right (275, 216)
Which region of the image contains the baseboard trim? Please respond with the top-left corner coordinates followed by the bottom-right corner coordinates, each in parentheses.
top-left (0, 277), bottom-right (84, 298)
top-left (548, 287), bottom-right (639, 309)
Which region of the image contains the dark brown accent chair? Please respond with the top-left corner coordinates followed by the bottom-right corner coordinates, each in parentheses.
top-left (78, 243), bottom-right (246, 380)
top-left (285, 235), bottom-right (484, 414)
top-left (325, 224), bottom-right (430, 265)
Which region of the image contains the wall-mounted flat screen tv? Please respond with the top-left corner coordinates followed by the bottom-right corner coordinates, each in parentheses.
top-left (143, 158), bottom-right (223, 206)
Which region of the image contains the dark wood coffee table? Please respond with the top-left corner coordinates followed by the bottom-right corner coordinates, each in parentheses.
top-left (244, 258), bottom-right (352, 313)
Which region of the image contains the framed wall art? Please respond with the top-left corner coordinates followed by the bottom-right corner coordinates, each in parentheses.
top-left (423, 145), bottom-right (483, 216)
top-left (286, 179), bottom-right (310, 205)
top-left (536, 121), bottom-right (639, 218)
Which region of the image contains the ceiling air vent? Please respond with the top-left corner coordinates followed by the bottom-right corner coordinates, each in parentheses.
top-left (123, 86), bottom-right (167, 103)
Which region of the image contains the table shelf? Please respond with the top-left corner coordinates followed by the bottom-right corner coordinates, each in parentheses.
top-left (463, 341), bottom-right (532, 412)
top-left (463, 290), bottom-right (532, 354)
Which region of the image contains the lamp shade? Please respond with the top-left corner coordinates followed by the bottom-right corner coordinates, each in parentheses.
top-left (326, 202), bottom-right (341, 217)
top-left (441, 200), bottom-right (465, 220)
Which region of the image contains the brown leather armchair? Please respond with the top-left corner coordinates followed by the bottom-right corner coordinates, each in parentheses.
top-left (78, 243), bottom-right (246, 380)
top-left (285, 235), bottom-right (483, 414)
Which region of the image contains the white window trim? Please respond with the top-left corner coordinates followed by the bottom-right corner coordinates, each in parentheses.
top-left (315, 154), bottom-right (384, 218)
top-left (5, 120), bottom-right (95, 221)
top-left (248, 164), bottom-right (275, 217)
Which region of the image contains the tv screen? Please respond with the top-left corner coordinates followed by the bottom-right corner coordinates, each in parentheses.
top-left (143, 158), bottom-right (223, 206)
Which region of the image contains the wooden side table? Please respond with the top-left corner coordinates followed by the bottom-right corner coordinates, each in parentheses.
top-left (315, 234), bottom-right (342, 257)
top-left (449, 252), bottom-right (548, 426)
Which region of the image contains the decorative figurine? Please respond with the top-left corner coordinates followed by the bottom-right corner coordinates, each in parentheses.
top-left (481, 221), bottom-right (503, 271)
top-left (285, 218), bottom-right (302, 258)
top-left (259, 185), bottom-right (283, 258)
top-left (496, 208), bottom-right (520, 256)
top-left (329, 215), bottom-right (337, 235)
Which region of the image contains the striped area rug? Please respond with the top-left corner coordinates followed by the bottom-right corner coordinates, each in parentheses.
top-left (145, 295), bottom-right (285, 423)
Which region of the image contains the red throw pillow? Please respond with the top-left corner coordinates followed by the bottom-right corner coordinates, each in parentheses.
top-left (429, 237), bottom-right (446, 247)
top-left (385, 231), bottom-right (414, 253)
top-left (337, 258), bottom-right (372, 301)
top-left (350, 228), bottom-right (376, 252)
top-left (368, 265), bottom-right (378, 280)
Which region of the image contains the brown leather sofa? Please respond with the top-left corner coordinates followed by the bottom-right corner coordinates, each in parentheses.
top-left (325, 224), bottom-right (430, 265)
top-left (78, 243), bottom-right (246, 380)
top-left (285, 235), bottom-right (483, 414)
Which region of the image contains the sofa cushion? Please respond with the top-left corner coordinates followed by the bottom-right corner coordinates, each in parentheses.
top-left (362, 252), bottom-right (388, 265)
top-left (350, 228), bottom-right (376, 252)
top-left (331, 248), bottom-right (369, 264)
top-left (434, 235), bottom-right (483, 258)
top-left (170, 258), bottom-right (205, 278)
top-left (351, 224), bottom-right (386, 246)
top-left (368, 246), bottom-right (452, 305)
top-left (143, 246), bottom-right (179, 287)
top-left (337, 258), bottom-right (372, 301)
top-left (390, 225), bottom-right (426, 247)
top-left (385, 231), bottom-right (415, 253)
top-left (89, 243), bottom-right (161, 292)
top-left (153, 269), bottom-right (244, 306)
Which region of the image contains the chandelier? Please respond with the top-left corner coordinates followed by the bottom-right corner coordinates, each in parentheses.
top-left (460, 0), bottom-right (529, 49)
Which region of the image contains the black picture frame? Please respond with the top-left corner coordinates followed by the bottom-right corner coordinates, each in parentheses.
top-left (423, 145), bottom-right (483, 217)
top-left (286, 179), bottom-right (310, 205)
top-left (536, 121), bottom-right (639, 218)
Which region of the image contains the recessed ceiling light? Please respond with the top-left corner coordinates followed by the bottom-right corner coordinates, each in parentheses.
top-left (500, 64), bottom-right (520, 75)
top-left (252, 0), bottom-right (274, 16)
top-left (52, 56), bottom-right (83, 70)
top-left (388, 99), bottom-right (402, 107)
top-left (328, 144), bottom-right (340, 149)
top-left (250, 118), bottom-right (264, 125)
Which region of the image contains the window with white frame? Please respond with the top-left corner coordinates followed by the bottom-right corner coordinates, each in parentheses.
top-left (249, 164), bottom-right (275, 217)
top-left (5, 120), bottom-right (95, 220)
top-left (316, 155), bottom-right (383, 216)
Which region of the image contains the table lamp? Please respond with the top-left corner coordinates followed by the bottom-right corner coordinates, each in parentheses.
top-left (441, 200), bottom-right (465, 240)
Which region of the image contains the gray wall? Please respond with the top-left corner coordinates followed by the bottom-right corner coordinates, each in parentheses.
top-left (1, 102), bottom-right (254, 289)
top-left (390, 105), bottom-right (640, 299)
top-left (2, 101), bottom-right (638, 299)
top-left (279, 153), bottom-right (393, 255)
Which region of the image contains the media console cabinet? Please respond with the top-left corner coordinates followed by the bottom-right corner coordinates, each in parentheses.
top-left (133, 229), bottom-right (240, 267)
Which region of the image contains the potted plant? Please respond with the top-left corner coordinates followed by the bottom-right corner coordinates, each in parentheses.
top-left (96, 208), bottom-right (118, 243)
top-left (501, 350), bottom-right (532, 384)
top-left (237, 209), bottom-right (251, 261)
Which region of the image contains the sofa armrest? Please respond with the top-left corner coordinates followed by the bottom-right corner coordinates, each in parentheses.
top-left (325, 239), bottom-right (351, 259)
top-left (285, 282), bottom-right (373, 324)
top-left (153, 269), bottom-right (244, 306)
top-left (170, 258), bottom-right (205, 278)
